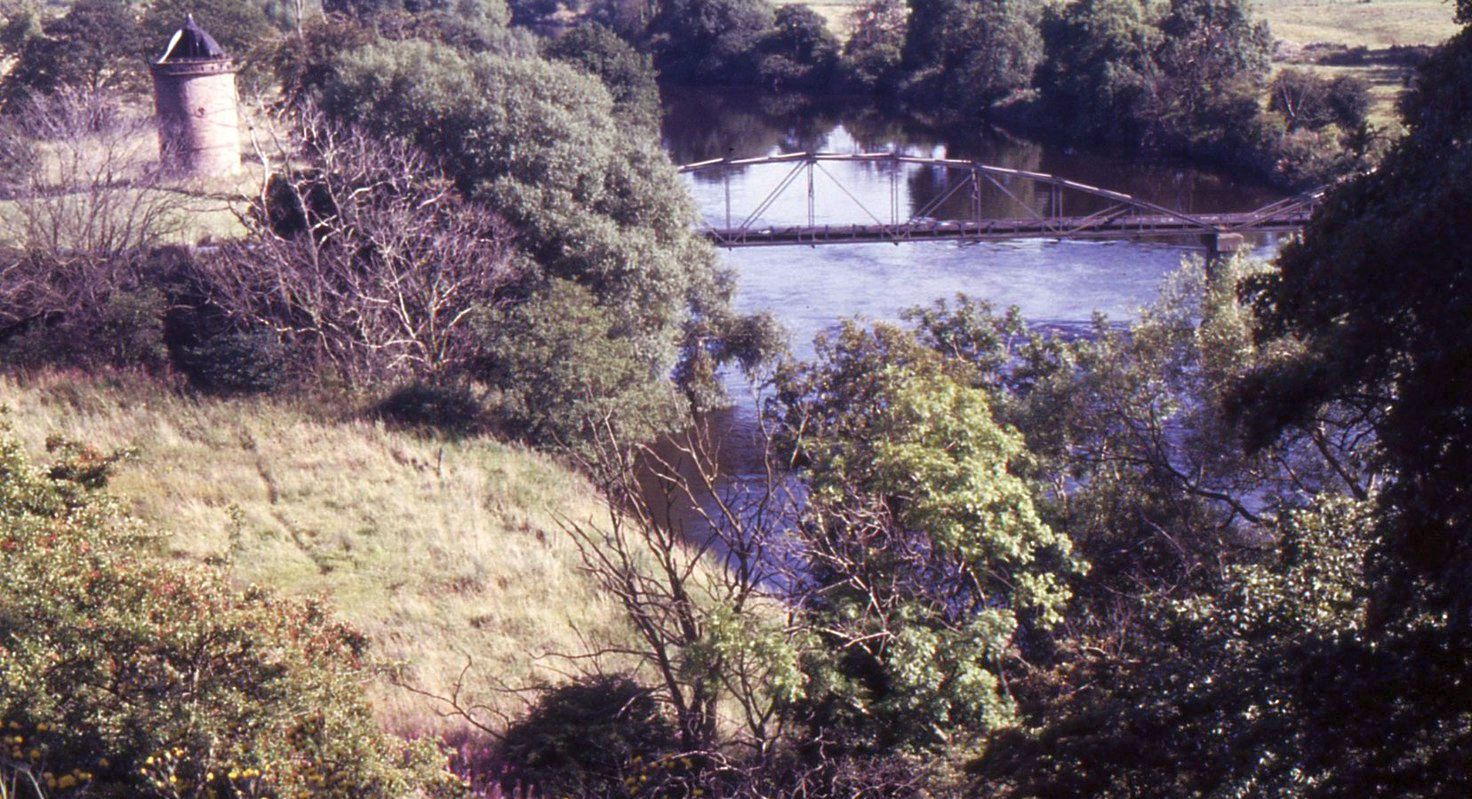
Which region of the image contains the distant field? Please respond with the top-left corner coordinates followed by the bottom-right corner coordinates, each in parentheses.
top-left (1254, 0), bottom-right (1459, 47)
top-left (1256, 0), bottom-right (1457, 129)
top-left (2, 372), bottom-right (631, 734)
top-left (793, 0), bottom-right (860, 38)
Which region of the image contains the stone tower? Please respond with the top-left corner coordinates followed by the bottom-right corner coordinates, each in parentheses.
top-left (150, 16), bottom-right (240, 179)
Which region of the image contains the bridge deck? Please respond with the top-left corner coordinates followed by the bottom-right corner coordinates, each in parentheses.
top-left (700, 212), bottom-right (1312, 248)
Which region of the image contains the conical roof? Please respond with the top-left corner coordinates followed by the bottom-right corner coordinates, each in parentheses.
top-left (158, 15), bottom-right (227, 62)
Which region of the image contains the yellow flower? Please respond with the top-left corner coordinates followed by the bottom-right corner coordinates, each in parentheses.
top-left (57, 775), bottom-right (77, 790)
top-left (98, 758), bottom-right (110, 768)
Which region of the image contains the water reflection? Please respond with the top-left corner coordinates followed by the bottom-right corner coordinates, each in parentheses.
top-left (662, 87), bottom-right (1282, 215)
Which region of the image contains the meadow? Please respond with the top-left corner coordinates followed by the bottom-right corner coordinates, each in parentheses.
top-left (0, 370), bottom-right (631, 733)
top-left (1255, 0), bottom-right (1458, 47)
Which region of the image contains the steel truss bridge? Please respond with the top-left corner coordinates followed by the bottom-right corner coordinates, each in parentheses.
top-left (678, 152), bottom-right (1323, 251)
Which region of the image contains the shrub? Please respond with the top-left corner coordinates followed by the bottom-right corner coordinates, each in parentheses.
top-left (376, 382), bottom-right (485, 434)
top-left (499, 675), bottom-right (677, 799)
top-left (0, 420), bottom-right (460, 798)
top-left (0, 285), bottom-right (169, 373)
top-left (467, 279), bottom-right (683, 448)
top-left (1270, 69), bottom-right (1371, 132)
top-left (176, 329), bottom-right (288, 394)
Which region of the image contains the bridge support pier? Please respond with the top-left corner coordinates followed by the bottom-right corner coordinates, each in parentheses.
top-left (1205, 231), bottom-right (1247, 276)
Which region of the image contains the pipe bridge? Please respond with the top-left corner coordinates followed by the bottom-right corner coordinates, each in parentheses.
top-left (679, 152), bottom-right (1323, 252)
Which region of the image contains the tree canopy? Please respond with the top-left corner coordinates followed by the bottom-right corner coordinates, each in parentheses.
top-left (902, 0), bottom-right (1043, 115)
top-left (646, 0), bottom-right (775, 83)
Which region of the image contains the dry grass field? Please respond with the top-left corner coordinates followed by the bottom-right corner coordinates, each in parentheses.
top-left (0, 371), bottom-right (631, 733)
top-left (1255, 0), bottom-right (1459, 47)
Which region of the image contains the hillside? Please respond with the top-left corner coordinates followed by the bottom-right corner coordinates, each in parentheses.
top-left (0, 371), bottom-right (629, 733)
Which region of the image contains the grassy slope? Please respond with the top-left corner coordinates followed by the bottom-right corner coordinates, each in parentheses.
top-left (1, 371), bottom-right (629, 733)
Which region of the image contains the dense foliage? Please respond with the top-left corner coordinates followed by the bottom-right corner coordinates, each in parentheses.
top-left (0, 0), bottom-right (147, 106)
top-left (543, 22), bottom-right (663, 130)
top-left (903, 0), bottom-right (1042, 115)
top-left (753, 5), bottom-right (839, 90)
top-left (1243, 25), bottom-right (1472, 621)
top-left (3, 1), bottom-right (1471, 796)
top-left (646, 0), bottom-right (774, 83)
top-left (774, 325), bottom-right (1080, 749)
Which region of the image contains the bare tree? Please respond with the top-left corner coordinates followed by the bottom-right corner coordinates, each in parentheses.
top-left (194, 111), bottom-right (519, 384)
top-left (0, 87), bottom-right (184, 342)
top-left (509, 392), bottom-right (823, 798)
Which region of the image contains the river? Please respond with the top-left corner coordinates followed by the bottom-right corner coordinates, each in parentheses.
top-left (656, 88), bottom-right (1291, 526)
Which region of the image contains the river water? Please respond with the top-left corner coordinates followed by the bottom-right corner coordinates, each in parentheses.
top-left (658, 88), bottom-right (1290, 514)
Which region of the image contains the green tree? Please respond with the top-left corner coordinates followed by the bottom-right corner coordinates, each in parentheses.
top-left (903, 0), bottom-right (1042, 115)
top-left (971, 498), bottom-right (1471, 798)
top-left (840, 0), bottom-right (906, 91)
top-left (0, 0), bottom-right (147, 104)
top-left (1036, 0), bottom-right (1161, 142)
top-left (755, 5), bottom-right (839, 90)
top-left (543, 22), bottom-right (662, 131)
top-left (0, 2), bottom-right (43, 61)
top-left (315, 40), bottom-right (742, 442)
top-left (465, 279), bottom-right (682, 447)
top-left (1241, 25), bottom-right (1472, 620)
top-left (1154, 0), bottom-right (1271, 141)
top-left (1269, 68), bottom-right (1372, 132)
top-left (646, 0), bottom-right (775, 83)
top-left (897, 260), bottom-right (1379, 690)
top-left (774, 323), bottom-right (1079, 750)
top-left (321, 0), bottom-right (518, 52)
